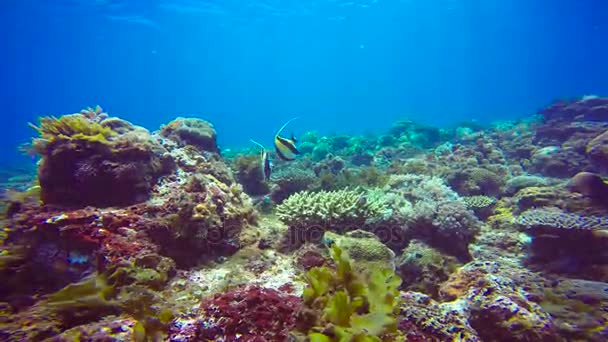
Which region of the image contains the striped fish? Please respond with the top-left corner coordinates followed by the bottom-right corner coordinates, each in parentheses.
top-left (250, 139), bottom-right (272, 181)
top-left (274, 117), bottom-right (300, 161)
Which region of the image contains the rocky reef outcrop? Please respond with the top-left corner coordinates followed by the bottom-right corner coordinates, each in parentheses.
top-left (2, 97), bottom-right (608, 341)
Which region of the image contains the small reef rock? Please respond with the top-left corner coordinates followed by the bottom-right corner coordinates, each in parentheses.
top-left (2, 97), bottom-right (608, 340)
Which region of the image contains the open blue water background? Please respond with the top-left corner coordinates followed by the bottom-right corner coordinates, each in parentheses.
top-left (2, 0), bottom-right (607, 166)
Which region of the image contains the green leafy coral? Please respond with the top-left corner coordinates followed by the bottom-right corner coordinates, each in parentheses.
top-left (293, 245), bottom-right (402, 341)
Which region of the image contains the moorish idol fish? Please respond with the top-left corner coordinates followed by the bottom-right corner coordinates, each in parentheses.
top-left (274, 117), bottom-right (300, 161)
top-left (250, 139), bottom-right (272, 181)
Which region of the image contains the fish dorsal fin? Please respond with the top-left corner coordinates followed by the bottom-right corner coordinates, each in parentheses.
top-left (275, 117), bottom-right (300, 138)
top-left (250, 139), bottom-right (265, 151)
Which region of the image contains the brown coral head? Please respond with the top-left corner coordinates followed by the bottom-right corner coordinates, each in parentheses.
top-left (568, 171), bottom-right (607, 198)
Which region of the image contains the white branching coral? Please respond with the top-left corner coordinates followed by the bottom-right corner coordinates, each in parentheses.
top-left (276, 189), bottom-right (388, 231)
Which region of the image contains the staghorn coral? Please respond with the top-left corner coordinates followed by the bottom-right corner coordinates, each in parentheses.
top-left (277, 189), bottom-right (388, 236)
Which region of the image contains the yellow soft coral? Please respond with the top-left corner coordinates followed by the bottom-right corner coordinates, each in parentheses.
top-left (29, 114), bottom-right (116, 153)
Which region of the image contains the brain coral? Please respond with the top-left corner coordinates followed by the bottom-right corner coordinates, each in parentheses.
top-left (270, 168), bottom-right (316, 203)
top-left (160, 117), bottom-right (218, 152)
top-left (323, 230), bottom-right (396, 274)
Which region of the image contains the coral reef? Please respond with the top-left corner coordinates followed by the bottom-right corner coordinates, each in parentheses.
top-left (397, 291), bottom-right (480, 341)
top-left (4, 96), bottom-right (608, 341)
top-left (0, 107), bottom-right (259, 340)
top-left (540, 96), bottom-right (608, 122)
top-left (540, 278), bottom-right (608, 340)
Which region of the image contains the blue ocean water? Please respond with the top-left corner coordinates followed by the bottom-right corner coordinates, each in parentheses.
top-left (2, 0), bottom-right (607, 166)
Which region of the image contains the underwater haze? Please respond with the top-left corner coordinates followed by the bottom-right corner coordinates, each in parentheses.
top-left (2, 0), bottom-right (608, 163)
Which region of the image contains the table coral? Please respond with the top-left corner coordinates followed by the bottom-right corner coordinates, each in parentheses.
top-left (516, 207), bottom-right (608, 279)
top-left (516, 207), bottom-right (608, 231)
